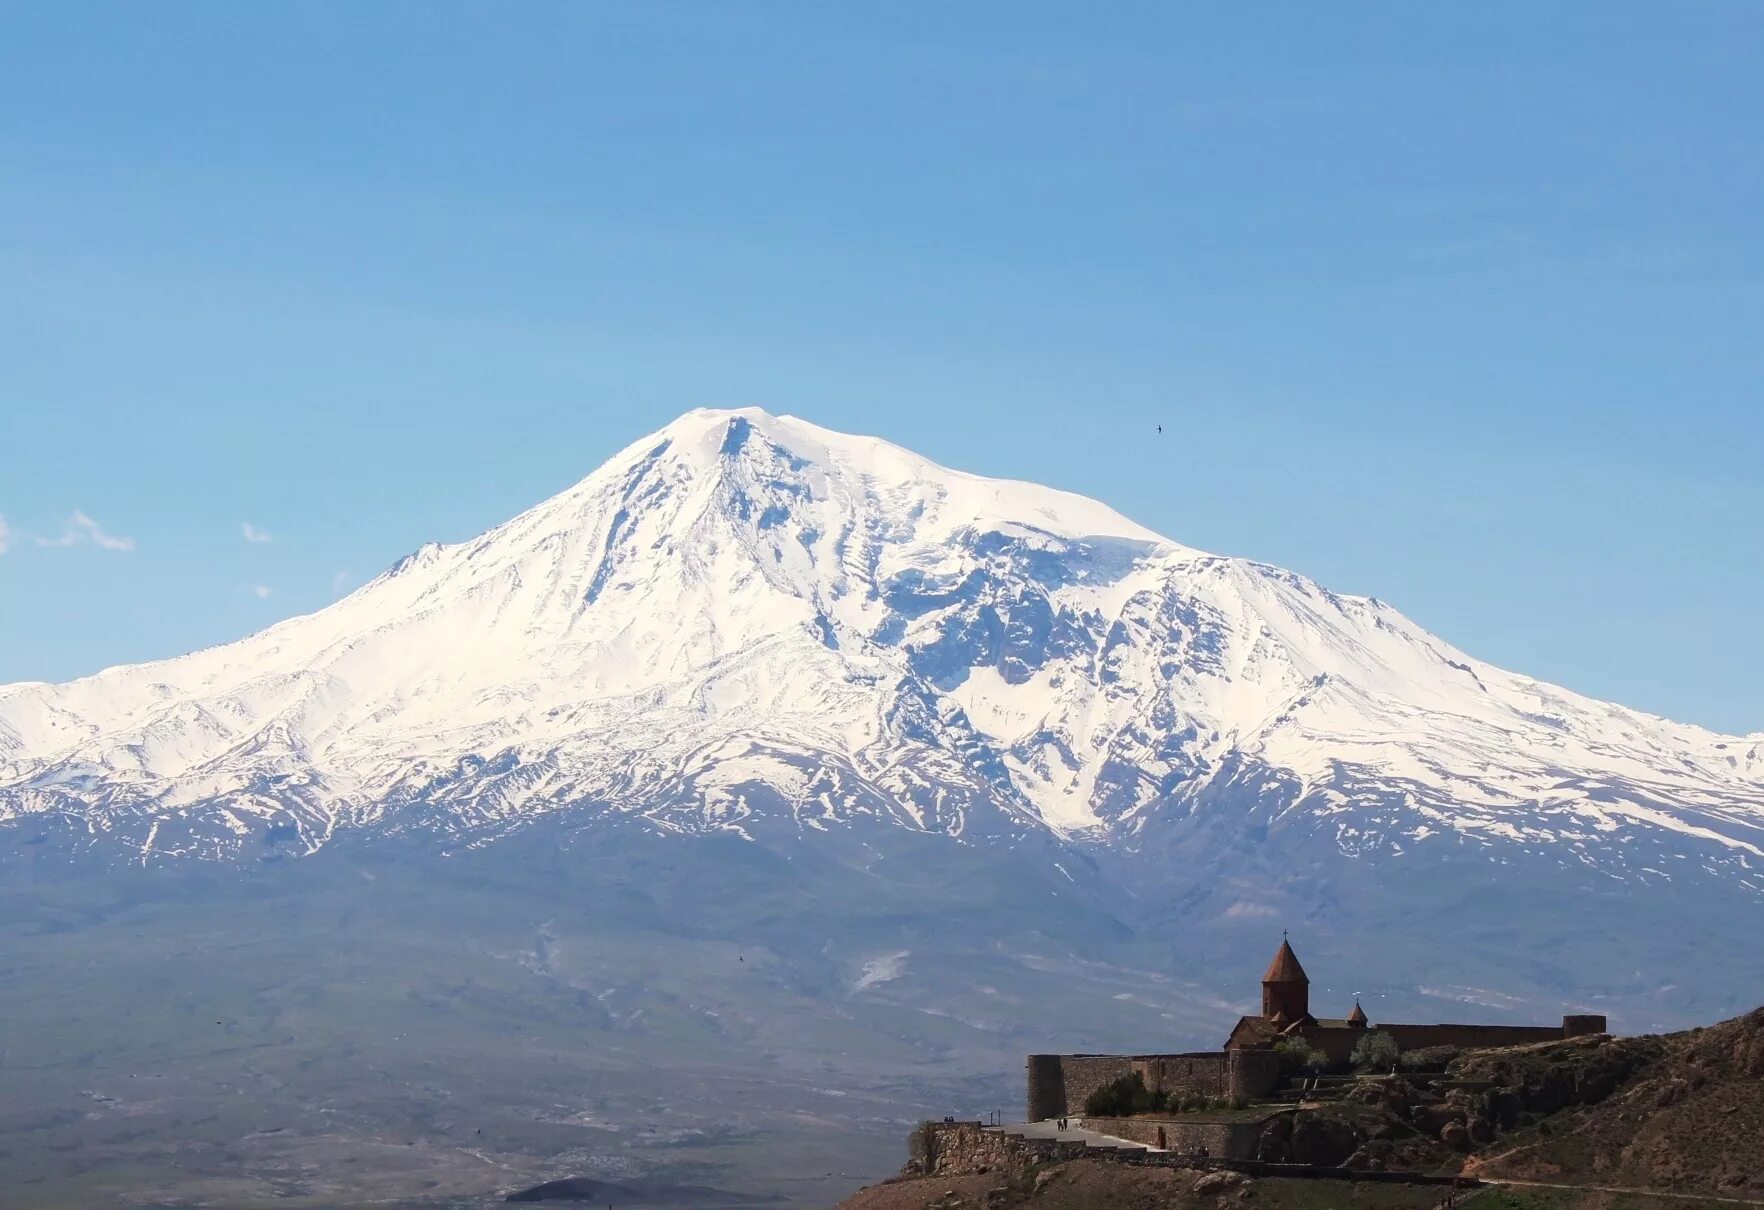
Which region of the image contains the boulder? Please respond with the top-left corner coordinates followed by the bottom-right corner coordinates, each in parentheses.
top-left (1254, 1114), bottom-right (1293, 1163)
top-left (1345, 1076), bottom-right (1415, 1115)
top-left (1194, 1171), bottom-right (1247, 1195)
top-left (1412, 1104), bottom-right (1466, 1136)
top-left (1440, 1120), bottom-right (1470, 1151)
top-left (1289, 1114), bottom-right (1362, 1166)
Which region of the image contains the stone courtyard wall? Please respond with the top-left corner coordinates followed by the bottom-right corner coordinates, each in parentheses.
top-left (1027, 1049), bottom-right (1280, 1119)
top-left (1026, 1054), bottom-right (1132, 1121)
top-left (1299, 1016), bottom-right (1610, 1065)
top-left (1380, 1023), bottom-right (1568, 1052)
top-left (1134, 1053), bottom-right (1227, 1099)
top-left (1227, 1047), bottom-right (1282, 1098)
top-left (1080, 1115), bottom-right (1269, 1160)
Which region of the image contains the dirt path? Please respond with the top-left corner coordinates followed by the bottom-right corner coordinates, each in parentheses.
top-left (1480, 1178), bottom-right (1764, 1206)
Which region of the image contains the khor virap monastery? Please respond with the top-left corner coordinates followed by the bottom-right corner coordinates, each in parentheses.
top-left (1026, 939), bottom-right (1606, 1121)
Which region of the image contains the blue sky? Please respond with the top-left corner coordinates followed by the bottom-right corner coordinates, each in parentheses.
top-left (2, 3), bottom-right (1760, 733)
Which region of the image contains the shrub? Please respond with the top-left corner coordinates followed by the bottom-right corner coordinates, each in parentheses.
top-left (1083, 1072), bottom-right (1156, 1117)
top-left (1351, 1030), bottom-right (1401, 1071)
top-left (1226, 1093), bottom-right (1249, 1111)
top-left (1398, 1044), bottom-right (1462, 1073)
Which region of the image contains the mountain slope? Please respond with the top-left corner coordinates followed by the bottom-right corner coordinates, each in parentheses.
top-left (1, 408), bottom-right (1760, 890)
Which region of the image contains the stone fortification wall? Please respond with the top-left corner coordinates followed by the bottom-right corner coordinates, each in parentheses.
top-left (1296, 1025), bottom-right (1361, 1064)
top-left (1227, 1047), bottom-right (1282, 1098)
top-left (1300, 1016), bottom-right (1608, 1065)
top-left (1134, 1053), bottom-right (1227, 1099)
top-left (1026, 1054), bottom-right (1131, 1121)
top-left (1562, 1014), bottom-right (1609, 1037)
top-left (1380, 1022), bottom-right (1571, 1052)
top-left (1024, 1015), bottom-right (1594, 1119)
top-left (1027, 1049), bottom-right (1281, 1119)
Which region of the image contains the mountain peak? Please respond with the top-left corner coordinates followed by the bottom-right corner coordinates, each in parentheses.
top-left (598, 408), bottom-right (1177, 551)
top-left (1, 412), bottom-right (1759, 884)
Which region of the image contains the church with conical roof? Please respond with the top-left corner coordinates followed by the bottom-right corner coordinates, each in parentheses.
top-left (1223, 936), bottom-right (1603, 1063)
top-left (1025, 935), bottom-right (1608, 1121)
top-left (1224, 935), bottom-right (1370, 1051)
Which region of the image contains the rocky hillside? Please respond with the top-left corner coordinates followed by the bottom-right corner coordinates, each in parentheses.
top-left (1465, 1007), bottom-right (1764, 1195)
top-left (838, 1007), bottom-right (1764, 1208)
top-left (1260, 1008), bottom-right (1764, 1193)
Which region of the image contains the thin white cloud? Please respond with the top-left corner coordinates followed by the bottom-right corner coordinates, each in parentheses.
top-left (250, 584), bottom-right (272, 599)
top-left (34, 510), bottom-right (135, 552)
top-left (331, 570), bottom-right (352, 595)
top-left (77, 511), bottom-right (136, 551)
top-left (242, 522), bottom-right (273, 544)
top-left (0, 515), bottom-right (10, 555)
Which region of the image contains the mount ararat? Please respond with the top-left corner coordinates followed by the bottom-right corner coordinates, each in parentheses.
top-left (4, 408), bottom-right (1759, 898)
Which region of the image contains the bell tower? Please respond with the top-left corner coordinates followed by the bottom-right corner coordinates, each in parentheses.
top-left (1260, 934), bottom-right (1310, 1023)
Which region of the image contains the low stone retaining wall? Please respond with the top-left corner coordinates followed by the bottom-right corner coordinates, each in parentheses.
top-left (908, 1121), bottom-right (1483, 1188)
top-left (908, 1122), bottom-right (1089, 1176)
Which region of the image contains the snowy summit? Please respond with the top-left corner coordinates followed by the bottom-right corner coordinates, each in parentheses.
top-left (1, 409), bottom-right (1760, 886)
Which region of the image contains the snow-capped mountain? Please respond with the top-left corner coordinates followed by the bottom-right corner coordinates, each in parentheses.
top-left (2, 408), bottom-right (1761, 891)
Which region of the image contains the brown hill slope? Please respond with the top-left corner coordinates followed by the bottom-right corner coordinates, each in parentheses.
top-left (1465, 1006), bottom-right (1764, 1196)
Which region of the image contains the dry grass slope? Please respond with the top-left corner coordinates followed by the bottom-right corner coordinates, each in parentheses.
top-left (1469, 1007), bottom-right (1764, 1196)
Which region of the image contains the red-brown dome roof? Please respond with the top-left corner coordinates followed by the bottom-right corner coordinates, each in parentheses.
top-left (1261, 938), bottom-right (1309, 984)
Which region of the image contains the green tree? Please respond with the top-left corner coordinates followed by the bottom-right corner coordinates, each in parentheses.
top-left (1351, 1030), bottom-right (1401, 1071)
top-left (1274, 1036), bottom-right (1327, 1077)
